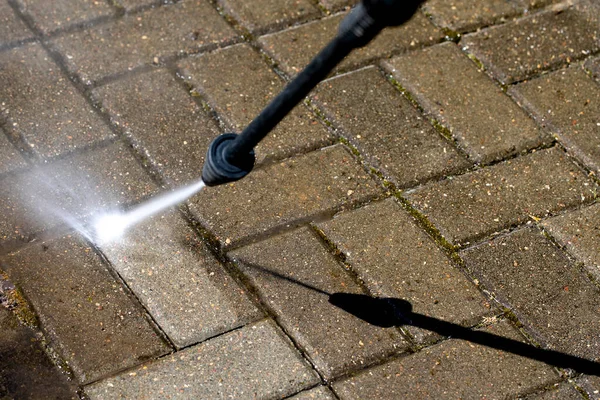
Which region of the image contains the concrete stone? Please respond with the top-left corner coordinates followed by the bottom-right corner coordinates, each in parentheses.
top-left (179, 44), bottom-right (333, 165)
top-left (0, 130), bottom-right (27, 175)
top-left (217, 0), bottom-right (320, 34)
top-left (318, 198), bottom-right (490, 343)
top-left (0, 0), bottom-right (33, 47)
top-left (526, 382), bottom-right (583, 399)
top-left (93, 69), bottom-right (219, 185)
top-left (0, 307), bottom-right (78, 399)
top-left (542, 203), bottom-right (600, 280)
top-left (424, 0), bottom-right (522, 32)
top-left (288, 386), bottom-right (336, 400)
top-left (578, 376), bottom-right (600, 400)
top-left (333, 320), bottom-right (556, 399)
top-left (259, 12), bottom-right (443, 77)
top-left (51, 0), bottom-right (237, 85)
top-left (385, 42), bottom-right (548, 164)
top-left (586, 55), bottom-right (600, 83)
top-left (113, 0), bottom-right (160, 12)
top-left (230, 227), bottom-right (406, 379)
top-left (461, 228), bottom-right (600, 360)
top-left (405, 147), bottom-right (596, 246)
top-left (0, 43), bottom-right (115, 159)
top-left (319, 0), bottom-right (357, 12)
top-left (313, 66), bottom-right (470, 188)
top-left (0, 234), bottom-right (170, 384)
top-left (187, 144), bottom-right (382, 247)
top-left (510, 66), bottom-right (600, 174)
top-left (15, 0), bottom-right (114, 34)
top-left (462, 6), bottom-right (600, 84)
top-left (98, 210), bottom-right (261, 348)
top-left (85, 319), bottom-right (320, 399)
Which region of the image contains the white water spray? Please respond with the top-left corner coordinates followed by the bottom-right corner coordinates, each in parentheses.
top-left (92, 179), bottom-right (206, 245)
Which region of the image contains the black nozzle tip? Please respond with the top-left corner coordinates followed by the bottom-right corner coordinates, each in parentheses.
top-left (202, 133), bottom-right (255, 187)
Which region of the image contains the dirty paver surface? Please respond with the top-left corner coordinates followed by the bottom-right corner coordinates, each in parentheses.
top-left (1, 0), bottom-right (600, 398)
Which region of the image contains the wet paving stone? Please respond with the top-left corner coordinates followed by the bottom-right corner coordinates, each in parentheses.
top-left (98, 210), bottom-right (261, 349)
top-left (0, 130), bottom-right (27, 175)
top-left (179, 44), bottom-right (333, 164)
top-left (405, 147), bottom-right (597, 246)
top-left (384, 42), bottom-right (548, 164)
top-left (462, 5), bottom-right (600, 85)
top-left (510, 66), bottom-right (600, 174)
top-left (313, 67), bottom-right (469, 188)
top-left (259, 11), bottom-right (443, 77)
top-left (230, 227), bottom-right (407, 379)
top-left (93, 69), bottom-right (219, 185)
top-left (461, 228), bottom-right (600, 361)
top-left (217, 0), bottom-right (321, 34)
top-left (0, 234), bottom-right (171, 384)
top-left (0, 43), bottom-right (115, 159)
top-left (0, 0), bottom-right (33, 47)
top-left (526, 382), bottom-right (584, 399)
top-left (333, 320), bottom-right (556, 399)
top-left (0, 307), bottom-right (78, 399)
top-left (187, 144), bottom-right (382, 247)
top-left (51, 0), bottom-right (237, 85)
top-left (15, 0), bottom-right (114, 34)
top-left (288, 386), bottom-right (336, 400)
top-left (85, 319), bottom-right (319, 399)
top-left (318, 199), bottom-right (491, 343)
top-left (542, 203), bottom-right (600, 280)
top-left (424, 0), bottom-right (522, 32)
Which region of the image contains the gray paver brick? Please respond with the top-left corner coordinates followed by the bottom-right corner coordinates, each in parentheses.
top-left (510, 66), bottom-right (600, 174)
top-left (0, 0), bottom-right (33, 47)
top-left (461, 228), bottom-right (600, 360)
top-left (0, 43), bottom-right (115, 159)
top-left (113, 0), bottom-right (159, 12)
top-left (313, 66), bottom-right (469, 188)
top-left (319, 0), bottom-right (357, 12)
top-left (187, 144), bottom-right (382, 247)
top-left (0, 130), bottom-right (27, 175)
top-left (586, 55), bottom-right (600, 83)
top-left (259, 11), bottom-right (443, 77)
top-left (526, 382), bottom-right (583, 399)
top-left (318, 199), bottom-right (490, 343)
top-left (217, 0), bottom-right (320, 34)
top-left (180, 44), bottom-right (333, 164)
top-left (98, 210), bottom-right (261, 349)
top-left (16, 0), bottom-right (114, 34)
top-left (333, 320), bottom-right (556, 399)
top-left (288, 386), bottom-right (336, 400)
top-left (51, 0), bottom-right (237, 85)
top-left (93, 69), bottom-right (219, 185)
top-left (462, 6), bottom-right (600, 84)
top-left (542, 203), bottom-right (600, 280)
top-left (578, 376), bottom-right (600, 400)
top-left (231, 227), bottom-right (406, 379)
top-left (385, 42), bottom-right (548, 164)
top-left (0, 235), bottom-right (170, 384)
top-left (424, 0), bottom-right (522, 32)
top-left (85, 319), bottom-right (320, 400)
top-left (405, 147), bottom-right (597, 246)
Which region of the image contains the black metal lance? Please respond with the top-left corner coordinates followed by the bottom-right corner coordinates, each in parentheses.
top-left (202, 0), bottom-right (425, 186)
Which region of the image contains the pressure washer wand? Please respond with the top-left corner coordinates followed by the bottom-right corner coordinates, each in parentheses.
top-left (202, 0), bottom-right (424, 186)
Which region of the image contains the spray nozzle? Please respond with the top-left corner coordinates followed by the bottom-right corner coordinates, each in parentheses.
top-left (202, 133), bottom-right (255, 187)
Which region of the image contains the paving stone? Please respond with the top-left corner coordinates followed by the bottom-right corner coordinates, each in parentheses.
top-left (461, 228), bottom-right (600, 360)
top-left (333, 320), bottom-right (556, 399)
top-left (586, 55), bottom-right (600, 82)
top-left (542, 203), bottom-right (600, 280)
top-left (288, 386), bottom-right (336, 400)
top-left (98, 210), bottom-right (261, 348)
top-left (385, 42), bottom-right (548, 164)
top-left (424, 0), bottom-right (522, 32)
top-left (93, 69), bottom-right (219, 185)
top-left (0, 306), bottom-right (78, 399)
top-left (0, 0), bottom-right (33, 47)
top-left (578, 376), bottom-right (600, 400)
top-left (0, 141), bottom-right (156, 247)
top-left (510, 66), bottom-right (600, 174)
top-left (519, 0), bottom-right (563, 9)
top-left (526, 382), bottom-right (583, 399)
top-left (0, 43), bottom-right (115, 159)
top-left (187, 144), bottom-right (382, 247)
top-left (462, 6), bottom-right (600, 84)
top-left (405, 147), bottom-right (596, 246)
top-left (217, 0), bottom-right (321, 34)
top-left (179, 44), bottom-right (333, 164)
top-left (259, 11), bottom-right (443, 77)
top-left (85, 319), bottom-right (319, 399)
top-left (15, 0), bottom-right (114, 34)
top-left (313, 67), bottom-right (469, 188)
top-left (51, 0), bottom-right (237, 85)
top-left (113, 0), bottom-right (160, 12)
top-left (0, 130), bottom-right (27, 175)
top-left (230, 228), bottom-right (406, 379)
top-left (319, 0), bottom-right (357, 12)
top-left (318, 199), bottom-right (490, 343)
top-left (0, 234), bottom-right (170, 383)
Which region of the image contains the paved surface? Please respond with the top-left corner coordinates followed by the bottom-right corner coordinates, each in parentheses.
top-left (0, 0), bottom-right (599, 398)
